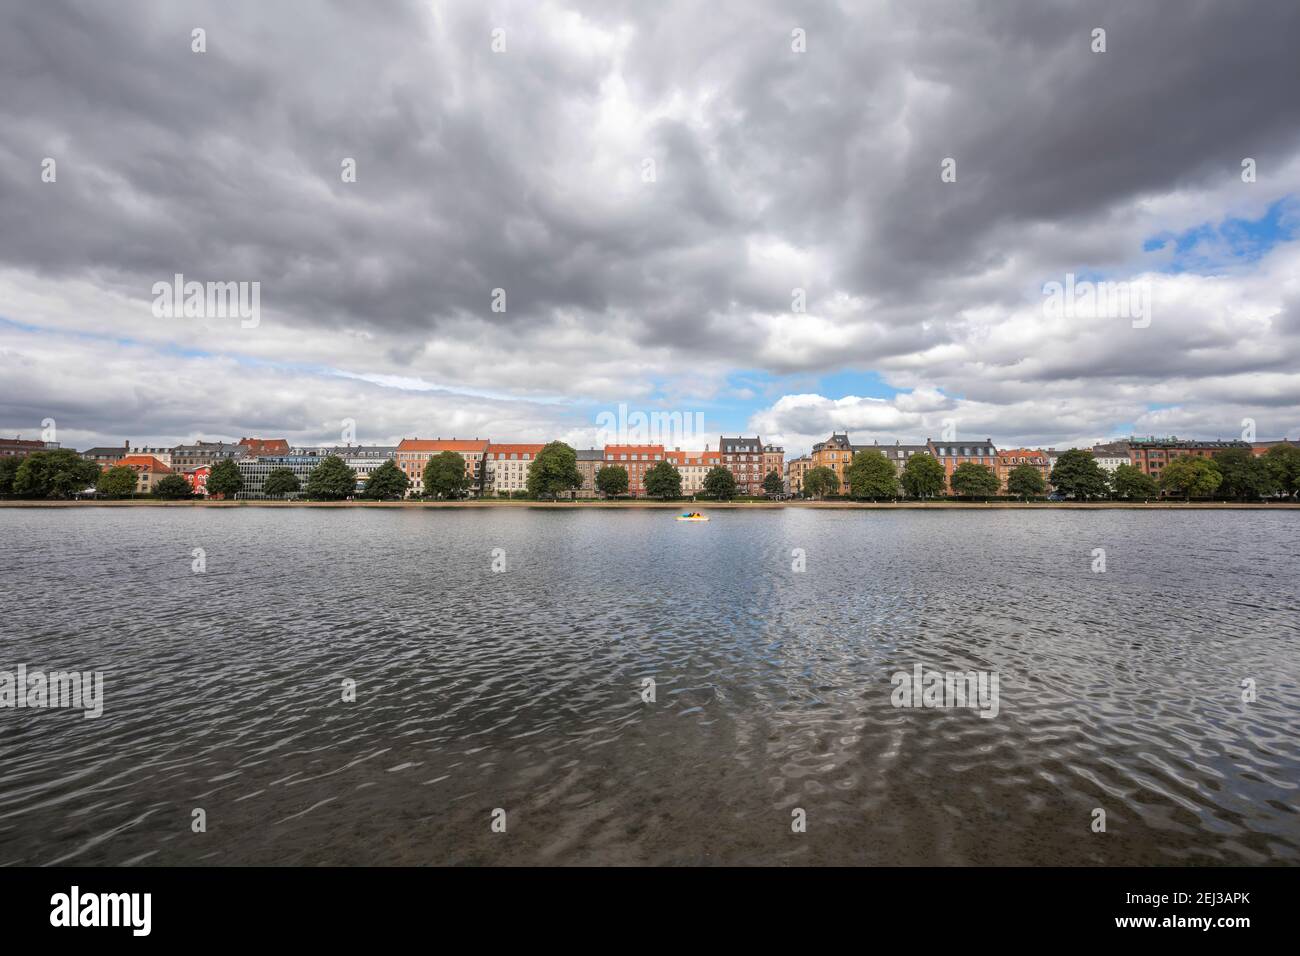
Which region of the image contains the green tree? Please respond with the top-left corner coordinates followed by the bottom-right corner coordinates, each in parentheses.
top-left (1110, 463), bottom-right (1157, 499)
top-left (262, 467), bottom-right (302, 498)
top-left (153, 473), bottom-right (192, 499)
top-left (1006, 464), bottom-right (1047, 499)
top-left (702, 465), bottom-right (737, 499)
top-left (305, 455), bottom-right (357, 500)
top-left (845, 450), bottom-right (898, 499)
top-left (0, 455), bottom-right (20, 495)
top-left (1212, 448), bottom-right (1278, 500)
top-left (526, 442), bottom-right (583, 499)
top-left (422, 451), bottom-right (470, 499)
top-left (207, 458), bottom-right (244, 498)
top-left (96, 465), bottom-right (139, 498)
top-left (12, 449), bottom-right (100, 499)
top-left (1263, 443), bottom-right (1300, 496)
top-left (1049, 450), bottom-right (1109, 499)
top-left (1158, 456), bottom-right (1222, 499)
top-left (802, 465), bottom-right (840, 498)
top-left (643, 459), bottom-right (682, 498)
top-left (900, 452), bottom-right (945, 499)
top-left (595, 465), bottom-right (629, 497)
top-left (763, 470), bottom-right (784, 496)
top-left (950, 461), bottom-right (1000, 498)
top-left (361, 460), bottom-right (408, 500)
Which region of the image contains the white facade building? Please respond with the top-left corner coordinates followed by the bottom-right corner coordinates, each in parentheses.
top-left (1090, 442), bottom-right (1131, 473)
top-left (484, 444), bottom-right (545, 495)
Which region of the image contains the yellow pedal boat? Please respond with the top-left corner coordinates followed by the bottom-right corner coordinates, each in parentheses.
top-left (676, 512), bottom-right (709, 521)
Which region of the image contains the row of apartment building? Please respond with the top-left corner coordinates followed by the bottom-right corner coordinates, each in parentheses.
top-left (392, 436), bottom-right (784, 498)
top-left (9, 430), bottom-right (1295, 498)
top-left (27, 435), bottom-right (787, 498)
top-left (784, 434), bottom-right (1292, 495)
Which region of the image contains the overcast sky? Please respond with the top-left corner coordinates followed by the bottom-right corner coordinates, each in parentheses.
top-left (2, 0), bottom-right (1298, 455)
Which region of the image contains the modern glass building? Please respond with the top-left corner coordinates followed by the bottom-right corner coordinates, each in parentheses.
top-left (235, 455), bottom-right (321, 499)
top-left (291, 446), bottom-right (397, 493)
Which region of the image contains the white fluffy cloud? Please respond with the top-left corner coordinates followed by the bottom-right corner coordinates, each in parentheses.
top-left (2, 1), bottom-right (1299, 451)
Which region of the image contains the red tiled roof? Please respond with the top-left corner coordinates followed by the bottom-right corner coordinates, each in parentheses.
top-left (665, 449), bottom-right (720, 465)
top-left (238, 438), bottom-right (290, 456)
top-left (603, 444), bottom-right (665, 456)
top-left (485, 443), bottom-right (545, 458)
top-left (397, 438), bottom-right (489, 453)
top-left (115, 455), bottom-right (172, 473)
top-left (997, 448), bottom-right (1048, 460)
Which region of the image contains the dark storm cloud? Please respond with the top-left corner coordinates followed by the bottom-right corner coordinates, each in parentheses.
top-left (4, 0), bottom-right (1294, 339)
top-left (2, 0), bottom-right (1299, 448)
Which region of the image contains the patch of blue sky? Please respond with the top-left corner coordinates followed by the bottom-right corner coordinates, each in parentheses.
top-left (704, 368), bottom-right (908, 434)
top-left (1142, 196), bottom-right (1297, 273)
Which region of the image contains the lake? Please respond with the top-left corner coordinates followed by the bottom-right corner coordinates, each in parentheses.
top-left (1, 507), bottom-right (1297, 865)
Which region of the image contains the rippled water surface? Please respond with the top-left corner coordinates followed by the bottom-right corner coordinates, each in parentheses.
top-left (1, 507), bottom-right (1298, 865)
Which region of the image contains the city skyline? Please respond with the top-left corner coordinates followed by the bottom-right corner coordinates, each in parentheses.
top-left (6, 418), bottom-right (1292, 464)
top-left (2, 2), bottom-right (1299, 457)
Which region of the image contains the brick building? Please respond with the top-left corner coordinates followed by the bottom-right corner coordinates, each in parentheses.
top-left (719, 435), bottom-right (764, 495)
top-left (602, 444), bottom-right (665, 497)
top-left (927, 438), bottom-right (999, 492)
top-left (395, 438), bottom-right (489, 495)
top-left (995, 448), bottom-right (1051, 492)
top-left (1125, 437), bottom-right (1251, 479)
top-left (1251, 438), bottom-right (1300, 457)
top-left (0, 437), bottom-right (58, 457)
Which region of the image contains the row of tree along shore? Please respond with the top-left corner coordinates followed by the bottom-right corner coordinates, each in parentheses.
top-left (802, 444), bottom-right (1300, 502)
top-left (3, 442), bottom-right (1299, 503)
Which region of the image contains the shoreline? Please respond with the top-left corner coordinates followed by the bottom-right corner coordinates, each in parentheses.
top-left (2, 499), bottom-right (1297, 510)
